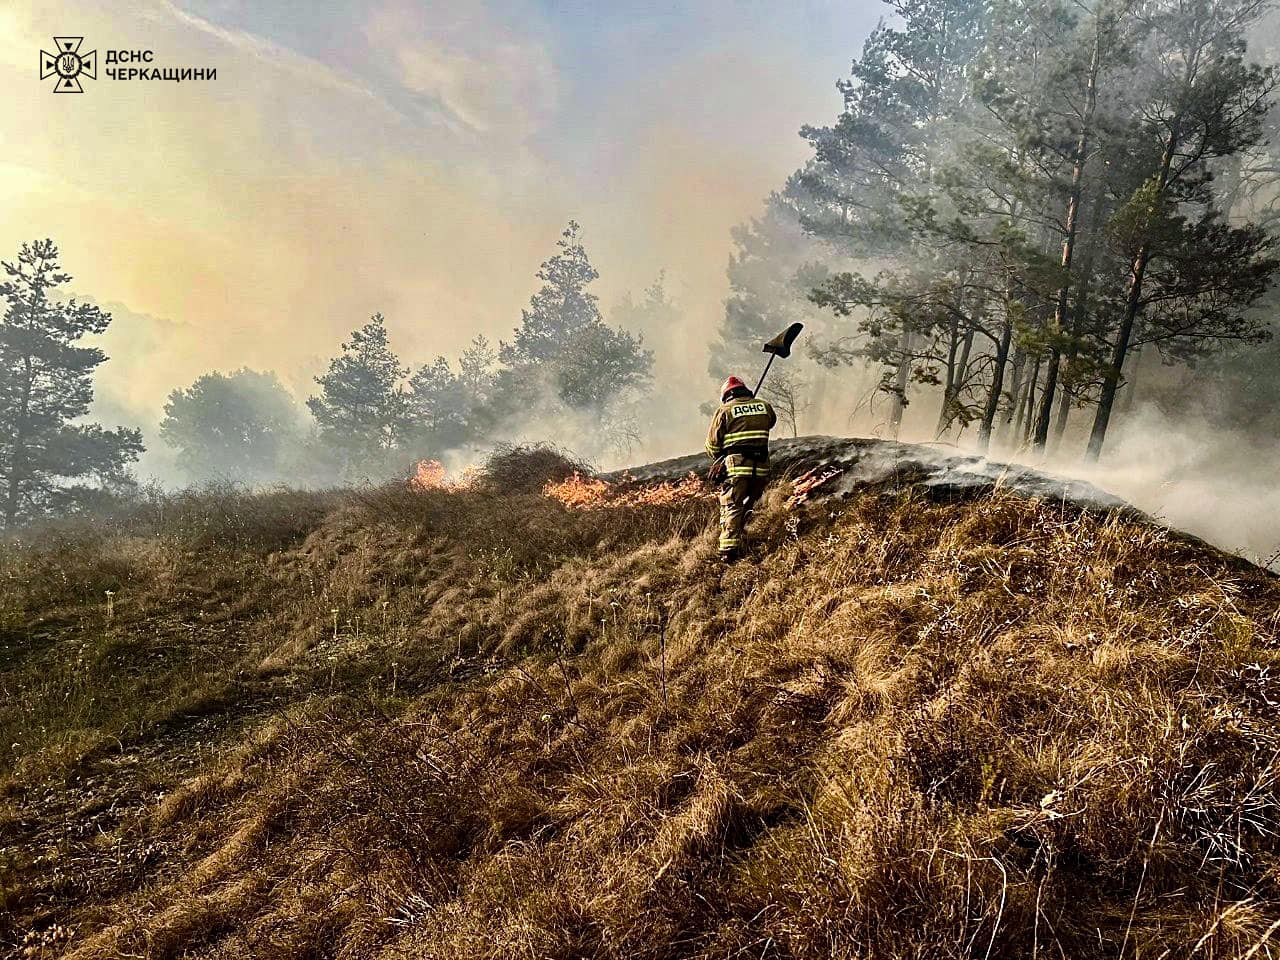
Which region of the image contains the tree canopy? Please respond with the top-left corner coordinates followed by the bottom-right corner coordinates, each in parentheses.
top-left (161, 368), bottom-right (304, 485)
top-left (0, 240), bottom-right (142, 523)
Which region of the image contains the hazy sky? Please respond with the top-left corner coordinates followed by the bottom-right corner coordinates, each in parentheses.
top-left (2, 0), bottom-right (881, 444)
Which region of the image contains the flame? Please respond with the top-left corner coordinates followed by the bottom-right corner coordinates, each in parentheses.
top-left (409, 459), bottom-right (478, 492)
top-left (411, 459), bottom-right (447, 491)
top-left (544, 471), bottom-right (712, 509)
top-left (787, 467), bottom-right (842, 507)
top-left (542, 471), bottom-right (612, 507)
top-left (406, 454), bottom-right (846, 520)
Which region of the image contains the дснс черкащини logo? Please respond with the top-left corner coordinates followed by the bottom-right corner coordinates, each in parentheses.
top-left (40, 37), bottom-right (97, 93)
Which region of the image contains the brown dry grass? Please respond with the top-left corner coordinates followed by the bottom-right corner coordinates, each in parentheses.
top-left (2, 448), bottom-right (1279, 959)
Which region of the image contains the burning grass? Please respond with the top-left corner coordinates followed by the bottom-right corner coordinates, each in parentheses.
top-left (409, 458), bottom-right (449, 491)
top-left (544, 470), bottom-right (712, 509)
top-left (786, 465), bottom-right (843, 506)
top-left (409, 459), bottom-right (481, 492)
top-left (2, 445), bottom-right (1280, 959)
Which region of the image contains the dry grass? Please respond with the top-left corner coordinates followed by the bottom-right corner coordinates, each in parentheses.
top-left (2, 448), bottom-right (1279, 959)
top-left (477, 443), bottom-right (590, 494)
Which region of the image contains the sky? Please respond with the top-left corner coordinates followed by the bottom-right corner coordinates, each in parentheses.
top-left (1, 0), bottom-right (883, 469)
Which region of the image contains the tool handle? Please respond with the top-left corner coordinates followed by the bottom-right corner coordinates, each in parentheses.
top-left (753, 354), bottom-right (776, 397)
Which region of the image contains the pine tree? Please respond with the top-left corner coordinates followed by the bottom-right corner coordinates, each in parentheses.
top-left (307, 313), bottom-right (408, 463)
top-left (501, 221), bottom-right (605, 367)
top-left (794, 0), bottom-right (1280, 460)
top-left (710, 198), bottom-right (836, 389)
top-left (794, 0), bottom-right (990, 434)
top-left (0, 240), bottom-right (143, 524)
top-left (967, 0), bottom-right (1147, 451)
top-left (500, 221), bottom-right (652, 411)
top-left (1085, 0), bottom-right (1278, 459)
top-left (404, 334), bottom-right (499, 455)
top-left (405, 357), bottom-right (469, 453)
top-left (457, 334), bottom-right (498, 416)
top-left (794, 0), bottom-right (988, 249)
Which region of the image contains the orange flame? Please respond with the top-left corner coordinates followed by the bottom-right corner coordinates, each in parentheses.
top-left (411, 459), bottom-right (447, 491)
top-left (542, 471), bottom-right (612, 506)
top-left (409, 459), bottom-right (478, 492)
top-left (787, 466), bottom-right (842, 507)
top-left (544, 471), bottom-right (712, 509)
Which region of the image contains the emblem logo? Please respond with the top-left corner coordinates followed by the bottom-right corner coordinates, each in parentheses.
top-left (40, 37), bottom-right (97, 93)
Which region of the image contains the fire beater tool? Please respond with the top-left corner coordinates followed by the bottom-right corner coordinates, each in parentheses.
top-left (753, 321), bottom-right (804, 397)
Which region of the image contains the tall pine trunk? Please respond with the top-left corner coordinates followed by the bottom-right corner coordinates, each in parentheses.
top-left (1034, 23), bottom-right (1102, 452)
top-left (977, 319), bottom-right (1012, 453)
top-left (1087, 238), bottom-right (1151, 460)
top-left (935, 315), bottom-right (961, 438)
top-left (1021, 356), bottom-right (1041, 446)
top-left (998, 349), bottom-right (1026, 447)
top-left (942, 327), bottom-right (974, 438)
top-left (935, 317), bottom-right (974, 438)
top-left (1087, 47), bottom-right (1195, 460)
top-left (1053, 198), bottom-right (1107, 448)
top-left (1013, 354), bottom-right (1038, 446)
top-left (889, 328), bottom-right (911, 437)
top-left (1120, 345), bottom-right (1142, 415)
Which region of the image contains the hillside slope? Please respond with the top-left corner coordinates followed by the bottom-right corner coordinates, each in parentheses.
top-left (2, 441), bottom-right (1278, 959)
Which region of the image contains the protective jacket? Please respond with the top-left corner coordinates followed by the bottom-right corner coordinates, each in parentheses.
top-left (706, 394), bottom-right (776, 556)
top-left (705, 396), bottom-right (777, 468)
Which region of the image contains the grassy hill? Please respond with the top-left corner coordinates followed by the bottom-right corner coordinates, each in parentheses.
top-left (2, 443), bottom-right (1278, 959)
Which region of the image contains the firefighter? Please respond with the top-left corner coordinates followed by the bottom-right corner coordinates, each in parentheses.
top-left (706, 376), bottom-right (776, 561)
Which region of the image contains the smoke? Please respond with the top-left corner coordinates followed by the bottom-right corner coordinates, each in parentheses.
top-left (1064, 405), bottom-right (1280, 566)
top-left (670, 350), bottom-right (1280, 567)
top-left (866, 395), bottom-right (1280, 568)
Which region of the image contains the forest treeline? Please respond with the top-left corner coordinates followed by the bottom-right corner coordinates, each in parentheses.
top-left (714, 0), bottom-right (1280, 458)
top-left (0, 225), bottom-right (659, 523)
top-left (2, 0), bottom-right (1279, 524)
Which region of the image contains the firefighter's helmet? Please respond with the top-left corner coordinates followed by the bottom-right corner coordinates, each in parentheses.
top-left (720, 376), bottom-right (749, 402)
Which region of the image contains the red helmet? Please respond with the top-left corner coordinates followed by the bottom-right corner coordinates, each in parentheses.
top-left (720, 376), bottom-right (747, 402)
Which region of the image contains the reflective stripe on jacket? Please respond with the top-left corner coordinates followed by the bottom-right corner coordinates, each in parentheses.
top-left (705, 396), bottom-right (777, 460)
top-left (725, 452), bottom-right (770, 477)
